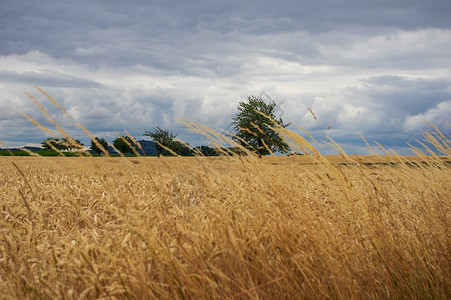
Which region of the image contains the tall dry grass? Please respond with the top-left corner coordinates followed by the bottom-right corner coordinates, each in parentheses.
top-left (0, 89), bottom-right (450, 299)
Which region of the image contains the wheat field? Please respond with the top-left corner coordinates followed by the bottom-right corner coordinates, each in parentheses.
top-left (0, 148), bottom-right (450, 299)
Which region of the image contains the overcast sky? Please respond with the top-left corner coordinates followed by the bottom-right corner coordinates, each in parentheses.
top-left (1, 0), bottom-right (450, 154)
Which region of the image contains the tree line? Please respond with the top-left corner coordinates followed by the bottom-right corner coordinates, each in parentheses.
top-left (41, 96), bottom-right (291, 157)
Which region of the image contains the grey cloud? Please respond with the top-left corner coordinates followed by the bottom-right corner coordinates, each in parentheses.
top-left (358, 76), bottom-right (451, 116)
top-left (404, 100), bottom-right (451, 132)
top-left (83, 107), bottom-right (111, 120)
top-left (2, 0), bottom-right (450, 69)
top-left (0, 102), bottom-right (20, 121)
top-left (363, 75), bottom-right (450, 89)
top-left (284, 74), bottom-right (451, 153)
top-left (0, 70), bottom-right (103, 88)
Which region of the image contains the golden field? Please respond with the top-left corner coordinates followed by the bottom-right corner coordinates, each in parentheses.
top-left (0, 153), bottom-right (450, 299)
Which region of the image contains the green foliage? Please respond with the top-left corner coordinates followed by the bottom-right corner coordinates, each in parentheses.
top-left (41, 137), bottom-right (83, 152)
top-left (231, 95), bottom-right (290, 156)
top-left (112, 136), bottom-right (136, 154)
top-left (170, 140), bottom-right (193, 156)
top-left (41, 137), bottom-right (67, 151)
top-left (224, 147), bottom-right (247, 156)
top-left (195, 145), bottom-right (220, 156)
top-left (0, 150), bottom-right (92, 157)
top-left (192, 146), bottom-right (247, 156)
top-left (90, 137), bottom-right (109, 155)
top-left (0, 151), bottom-right (30, 156)
top-left (37, 150), bottom-right (81, 157)
top-left (144, 127), bottom-right (178, 157)
top-left (61, 137), bottom-right (84, 151)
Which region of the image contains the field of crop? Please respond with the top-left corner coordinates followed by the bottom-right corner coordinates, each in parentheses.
top-left (0, 151), bottom-right (450, 299)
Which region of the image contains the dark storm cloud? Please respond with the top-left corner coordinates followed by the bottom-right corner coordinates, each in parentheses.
top-left (359, 75), bottom-right (451, 115)
top-left (2, 0), bottom-right (450, 68)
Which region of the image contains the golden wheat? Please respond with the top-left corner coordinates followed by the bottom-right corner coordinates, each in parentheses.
top-left (0, 150), bottom-right (449, 299)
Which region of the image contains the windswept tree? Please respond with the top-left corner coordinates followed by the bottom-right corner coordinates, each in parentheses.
top-left (231, 95), bottom-right (290, 157)
top-left (90, 137), bottom-right (109, 155)
top-left (144, 127), bottom-right (177, 157)
top-left (112, 136), bottom-right (136, 155)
